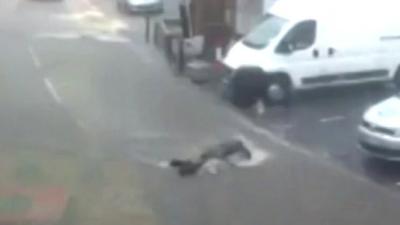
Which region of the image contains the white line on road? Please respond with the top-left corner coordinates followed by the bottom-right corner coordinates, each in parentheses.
top-left (319, 116), bottom-right (346, 123)
top-left (44, 78), bottom-right (62, 104)
top-left (28, 46), bottom-right (41, 69)
top-left (34, 32), bottom-right (82, 40)
top-left (95, 34), bottom-right (131, 43)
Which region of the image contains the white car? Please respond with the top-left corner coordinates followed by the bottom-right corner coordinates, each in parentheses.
top-left (359, 96), bottom-right (400, 160)
top-left (117, 0), bottom-right (163, 14)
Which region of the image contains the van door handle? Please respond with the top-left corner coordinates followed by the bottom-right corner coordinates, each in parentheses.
top-left (328, 47), bottom-right (336, 56)
top-left (313, 49), bottom-right (319, 58)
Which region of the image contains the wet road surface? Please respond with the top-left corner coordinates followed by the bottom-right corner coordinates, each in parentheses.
top-left (2, 0), bottom-right (400, 225)
top-left (240, 83), bottom-right (400, 190)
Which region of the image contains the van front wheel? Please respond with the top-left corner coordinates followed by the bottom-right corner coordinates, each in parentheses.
top-left (263, 75), bottom-right (291, 105)
top-left (224, 76), bottom-right (258, 108)
top-left (223, 68), bottom-right (263, 108)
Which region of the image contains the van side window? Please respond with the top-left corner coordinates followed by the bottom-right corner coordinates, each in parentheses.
top-left (276, 20), bottom-right (316, 53)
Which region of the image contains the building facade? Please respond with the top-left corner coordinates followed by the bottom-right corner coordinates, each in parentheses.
top-left (235, 0), bottom-right (276, 35)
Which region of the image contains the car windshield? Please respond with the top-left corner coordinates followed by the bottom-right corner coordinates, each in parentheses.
top-left (242, 14), bottom-right (288, 49)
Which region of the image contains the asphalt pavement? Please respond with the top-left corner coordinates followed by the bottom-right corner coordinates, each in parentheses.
top-left (238, 82), bottom-right (400, 189)
top-left (2, 0), bottom-right (400, 225)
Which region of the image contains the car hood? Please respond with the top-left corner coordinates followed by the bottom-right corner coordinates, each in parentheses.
top-left (223, 41), bottom-right (265, 70)
top-left (364, 96), bottom-right (400, 128)
top-left (128, 0), bottom-right (159, 5)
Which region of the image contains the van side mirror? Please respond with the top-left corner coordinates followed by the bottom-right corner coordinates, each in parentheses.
top-left (276, 41), bottom-right (293, 54)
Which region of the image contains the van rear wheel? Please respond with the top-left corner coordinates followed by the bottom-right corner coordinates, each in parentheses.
top-left (263, 75), bottom-right (291, 105)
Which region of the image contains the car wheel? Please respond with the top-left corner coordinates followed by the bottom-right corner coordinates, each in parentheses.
top-left (263, 75), bottom-right (291, 105)
top-left (223, 68), bottom-right (262, 108)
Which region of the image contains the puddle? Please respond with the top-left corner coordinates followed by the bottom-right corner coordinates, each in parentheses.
top-left (157, 161), bottom-right (170, 169)
top-left (54, 10), bottom-right (128, 34)
top-left (232, 135), bottom-right (270, 167)
top-left (231, 150), bottom-right (268, 167)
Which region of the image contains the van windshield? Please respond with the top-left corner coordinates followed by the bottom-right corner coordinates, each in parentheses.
top-left (243, 14), bottom-right (288, 49)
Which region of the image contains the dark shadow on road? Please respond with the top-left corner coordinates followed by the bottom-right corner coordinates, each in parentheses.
top-left (362, 157), bottom-right (400, 188)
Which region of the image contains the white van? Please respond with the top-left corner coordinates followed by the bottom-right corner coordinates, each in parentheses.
top-left (223, 0), bottom-right (400, 105)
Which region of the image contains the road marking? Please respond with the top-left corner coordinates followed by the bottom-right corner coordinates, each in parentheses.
top-left (28, 46), bottom-right (41, 69)
top-left (34, 32), bottom-right (82, 40)
top-left (95, 34), bottom-right (131, 43)
top-left (319, 116), bottom-right (346, 123)
top-left (44, 78), bottom-right (62, 104)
